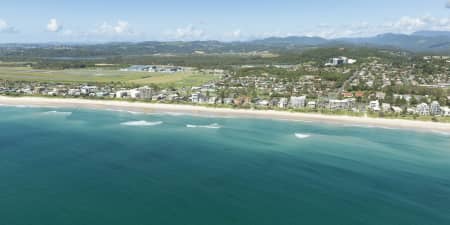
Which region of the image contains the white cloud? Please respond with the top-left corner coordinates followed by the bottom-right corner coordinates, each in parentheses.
top-left (0, 19), bottom-right (18, 33)
top-left (223, 29), bottom-right (244, 41)
top-left (96, 20), bottom-right (133, 35)
top-left (289, 16), bottom-right (450, 39)
top-left (230, 29), bottom-right (242, 38)
top-left (46, 18), bottom-right (62, 32)
top-left (167, 25), bottom-right (206, 41)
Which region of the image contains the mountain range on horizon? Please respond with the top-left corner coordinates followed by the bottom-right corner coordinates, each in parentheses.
top-left (1, 30), bottom-right (450, 54)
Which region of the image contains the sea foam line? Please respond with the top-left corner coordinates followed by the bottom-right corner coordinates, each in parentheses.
top-left (121, 120), bottom-right (163, 127)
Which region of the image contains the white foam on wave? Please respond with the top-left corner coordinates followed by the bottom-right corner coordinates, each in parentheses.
top-left (344, 124), bottom-right (398, 130)
top-left (295, 133), bottom-right (311, 139)
top-left (186, 123), bottom-right (222, 129)
top-left (432, 131), bottom-right (450, 137)
top-left (121, 120), bottom-right (163, 127)
top-left (105, 108), bottom-right (145, 115)
top-left (164, 112), bottom-right (186, 116)
top-left (42, 111), bottom-right (72, 116)
top-left (9, 104), bottom-right (40, 108)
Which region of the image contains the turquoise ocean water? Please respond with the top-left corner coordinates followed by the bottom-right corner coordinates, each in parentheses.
top-left (0, 106), bottom-right (449, 225)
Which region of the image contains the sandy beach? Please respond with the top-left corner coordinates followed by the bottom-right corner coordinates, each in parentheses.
top-left (1, 96), bottom-right (449, 133)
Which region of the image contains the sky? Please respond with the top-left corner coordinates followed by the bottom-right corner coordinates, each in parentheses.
top-left (0, 0), bottom-right (449, 43)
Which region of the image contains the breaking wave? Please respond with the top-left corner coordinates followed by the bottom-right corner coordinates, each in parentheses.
top-left (186, 123), bottom-right (222, 129)
top-left (105, 109), bottom-right (145, 115)
top-left (42, 111), bottom-right (73, 116)
top-left (121, 120), bottom-right (163, 127)
top-left (295, 133), bottom-right (311, 139)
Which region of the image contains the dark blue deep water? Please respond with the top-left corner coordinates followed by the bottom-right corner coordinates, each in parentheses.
top-left (0, 106), bottom-right (449, 225)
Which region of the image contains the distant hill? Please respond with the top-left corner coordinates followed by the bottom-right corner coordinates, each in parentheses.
top-left (337, 32), bottom-right (450, 52)
top-left (411, 30), bottom-right (450, 37)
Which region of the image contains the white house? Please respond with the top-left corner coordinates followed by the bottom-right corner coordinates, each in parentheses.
top-left (129, 89), bottom-right (141, 99)
top-left (381, 103), bottom-right (391, 112)
top-left (80, 86), bottom-right (97, 95)
top-left (307, 101), bottom-right (317, 109)
top-left (191, 93), bottom-right (206, 103)
top-left (416, 103), bottom-right (430, 116)
top-left (369, 100), bottom-right (381, 112)
top-left (116, 90), bottom-right (128, 98)
top-left (441, 107), bottom-right (450, 117)
top-left (392, 106), bottom-right (403, 113)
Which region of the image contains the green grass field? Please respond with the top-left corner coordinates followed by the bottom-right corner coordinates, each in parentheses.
top-left (0, 67), bottom-right (216, 87)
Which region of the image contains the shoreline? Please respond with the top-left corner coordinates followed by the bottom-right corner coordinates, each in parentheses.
top-left (1, 96), bottom-right (450, 133)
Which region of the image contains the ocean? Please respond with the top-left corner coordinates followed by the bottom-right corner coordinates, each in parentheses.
top-left (0, 106), bottom-right (449, 225)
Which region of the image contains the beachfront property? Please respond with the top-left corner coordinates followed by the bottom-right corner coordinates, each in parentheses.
top-left (416, 103), bottom-right (430, 116)
top-left (328, 99), bottom-right (355, 110)
top-left (382, 103), bottom-right (391, 112)
top-left (392, 106), bottom-right (403, 113)
top-left (290, 96), bottom-right (306, 108)
top-left (114, 86), bottom-right (153, 100)
top-left (442, 107), bottom-right (450, 117)
top-left (191, 92), bottom-right (207, 103)
top-left (137, 86), bottom-right (153, 99)
top-left (278, 98), bottom-right (288, 108)
top-left (80, 86), bottom-right (98, 95)
top-left (307, 101), bottom-right (317, 109)
top-left (430, 101), bottom-right (441, 116)
top-left (369, 100), bottom-right (381, 112)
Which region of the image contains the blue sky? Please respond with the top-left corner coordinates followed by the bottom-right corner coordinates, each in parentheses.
top-left (0, 0), bottom-right (449, 43)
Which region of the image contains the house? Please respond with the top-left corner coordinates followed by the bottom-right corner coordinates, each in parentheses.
top-left (257, 100), bottom-right (270, 107)
top-left (152, 94), bottom-right (166, 101)
top-left (307, 101), bottom-right (316, 109)
top-left (223, 98), bottom-right (234, 105)
top-left (375, 92), bottom-right (385, 100)
top-left (116, 90), bottom-right (128, 98)
top-left (191, 93), bottom-right (206, 103)
top-left (441, 107), bottom-right (450, 116)
top-left (68, 89), bottom-right (81, 96)
top-left (342, 92), bottom-right (353, 98)
top-left (95, 92), bottom-right (108, 97)
top-left (355, 91), bottom-right (364, 98)
top-left (407, 108), bottom-right (416, 114)
top-left (416, 103), bottom-right (430, 116)
top-left (369, 100), bottom-right (381, 112)
top-left (208, 97), bottom-right (217, 104)
top-left (278, 98), bottom-right (288, 108)
top-left (80, 86), bottom-right (97, 95)
top-left (290, 96), bottom-right (306, 108)
top-left (382, 103), bottom-right (391, 112)
top-left (392, 106), bottom-right (403, 113)
top-left (167, 94), bottom-right (180, 101)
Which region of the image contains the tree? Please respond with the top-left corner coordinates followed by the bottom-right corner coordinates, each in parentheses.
top-left (410, 96), bottom-right (418, 106)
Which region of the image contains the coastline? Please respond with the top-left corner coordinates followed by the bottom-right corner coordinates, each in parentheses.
top-left (1, 96), bottom-right (450, 133)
